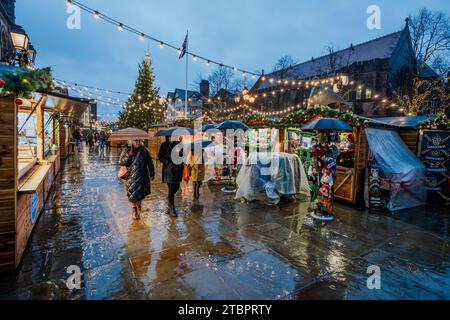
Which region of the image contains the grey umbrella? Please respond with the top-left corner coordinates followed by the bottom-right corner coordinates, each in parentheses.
top-left (155, 126), bottom-right (194, 136)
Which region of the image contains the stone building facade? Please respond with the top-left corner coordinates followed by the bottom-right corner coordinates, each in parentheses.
top-left (246, 22), bottom-right (440, 118)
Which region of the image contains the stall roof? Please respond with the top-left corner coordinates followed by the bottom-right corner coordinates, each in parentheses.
top-left (370, 116), bottom-right (429, 128)
top-left (33, 91), bottom-right (90, 119)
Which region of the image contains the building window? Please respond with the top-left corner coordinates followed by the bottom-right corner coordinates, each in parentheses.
top-left (356, 87), bottom-right (362, 100)
top-left (365, 88), bottom-right (372, 99)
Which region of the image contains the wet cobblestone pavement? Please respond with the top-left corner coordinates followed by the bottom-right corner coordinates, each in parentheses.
top-left (1, 146), bottom-right (449, 300)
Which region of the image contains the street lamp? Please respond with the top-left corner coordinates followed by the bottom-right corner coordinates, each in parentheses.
top-left (27, 43), bottom-right (37, 66)
top-left (10, 25), bottom-right (29, 51)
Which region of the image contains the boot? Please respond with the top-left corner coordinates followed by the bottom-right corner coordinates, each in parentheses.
top-left (168, 205), bottom-right (178, 217)
top-left (132, 206), bottom-right (140, 220)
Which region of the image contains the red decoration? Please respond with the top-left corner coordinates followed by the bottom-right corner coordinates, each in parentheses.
top-left (39, 76), bottom-right (47, 82)
top-left (0, 79), bottom-right (5, 88)
top-left (15, 98), bottom-right (23, 106)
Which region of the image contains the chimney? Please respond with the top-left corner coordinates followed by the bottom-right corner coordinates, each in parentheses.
top-left (200, 80), bottom-right (210, 98)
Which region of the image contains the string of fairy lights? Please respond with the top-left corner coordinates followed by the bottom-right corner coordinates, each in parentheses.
top-left (67, 0), bottom-right (327, 85)
top-left (206, 75), bottom-right (401, 122)
top-left (62, 1), bottom-right (404, 122)
top-left (67, 0), bottom-right (263, 78)
top-left (53, 79), bottom-right (168, 111)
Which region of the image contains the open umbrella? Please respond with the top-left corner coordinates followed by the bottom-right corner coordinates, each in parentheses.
top-left (216, 120), bottom-right (249, 131)
top-left (108, 128), bottom-right (151, 141)
top-left (155, 126), bottom-right (194, 137)
top-left (301, 118), bottom-right (352, 131)
top-left (200, 124), bottom-right (218, 132)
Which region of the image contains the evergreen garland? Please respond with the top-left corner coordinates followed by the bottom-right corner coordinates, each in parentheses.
top-left (280, 105), bottom-right (369, 128)
top-left (416, 112), bottom-right (449, 130)
top-left (0, 67), bottom-right (53, 98)
top-left (241, 114), bottom-right (276, 128)
top-left (172, 118), bottom-right (195, 128)
top-left (118, 52), bottom-right (164, 131)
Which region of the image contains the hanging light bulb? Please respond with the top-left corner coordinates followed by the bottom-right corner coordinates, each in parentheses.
top-left (117, 23), bottom-right (124, 31)
top-left (139, 33), bottom-right (145, 41)
top-left (159, 41), bottom-right (165, 49)
top-left (93, 11), bottom-right (100, 19)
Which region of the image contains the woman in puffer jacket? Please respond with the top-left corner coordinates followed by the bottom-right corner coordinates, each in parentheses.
top-left (119, 140), bottom-right (155, 220)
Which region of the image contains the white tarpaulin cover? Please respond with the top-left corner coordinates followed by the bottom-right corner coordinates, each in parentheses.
top-left (235, 152), bottom-right (310, 204)
top-left (365, 128), bottom-right (426, 211)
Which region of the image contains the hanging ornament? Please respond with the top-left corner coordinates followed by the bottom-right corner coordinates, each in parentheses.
top-left (0, 79), bottom-right (5, 88)
top-left (15, 98), bottom-right (23, 106)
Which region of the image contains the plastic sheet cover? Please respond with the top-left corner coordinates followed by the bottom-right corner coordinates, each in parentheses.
top-left (235, 152), bottom-right (310, 204)
top-left (365, 128), bottom-right (426, 211)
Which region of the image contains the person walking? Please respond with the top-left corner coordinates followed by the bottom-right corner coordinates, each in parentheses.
top-left (119, 139), bottom-right (155, 220)
top-left (98, 130), bottom-right (107, 150)
top-left (188, 148), bottom-right (205, 200)
top-left (87, 130), bottom-right (94, 148)
top-left (157, 136), bottom-right (183, 217)
top-left (73, 127), bottom-right (81, 148)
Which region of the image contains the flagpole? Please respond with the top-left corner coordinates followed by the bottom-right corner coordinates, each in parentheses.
top-left (185, 30), bottom-right (188, 118)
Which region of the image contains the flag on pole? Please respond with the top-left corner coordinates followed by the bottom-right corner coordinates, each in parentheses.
top-left (179, 33), bottom-right (188, 59)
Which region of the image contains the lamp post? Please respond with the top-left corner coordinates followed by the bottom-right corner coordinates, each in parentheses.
top-left (9, 24), bottom-right (35, 69)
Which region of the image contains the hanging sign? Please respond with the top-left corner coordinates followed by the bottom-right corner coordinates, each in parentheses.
top-left (419, 130), bottom-right (450, 205)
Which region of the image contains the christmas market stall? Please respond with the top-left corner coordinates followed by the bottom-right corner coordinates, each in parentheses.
top-left (235, 152), bottom-right (310, 204)
top-left (280, 106), bottom-right (369, 206)
top-left (0, 68), bottom-right (89, 272)
top-left (371, 113), bottom-right (450, 207)
top-left (363, 127), bottom-right (426, 212)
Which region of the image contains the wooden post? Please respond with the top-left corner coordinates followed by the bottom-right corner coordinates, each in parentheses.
top-left (36, 102), bottom-right (44, 162)
top-left (0, 97), bottom-right (17, 272)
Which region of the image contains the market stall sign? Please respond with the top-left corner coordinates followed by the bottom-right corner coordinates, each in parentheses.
top-left (419, 130), bottom-right (450, 205)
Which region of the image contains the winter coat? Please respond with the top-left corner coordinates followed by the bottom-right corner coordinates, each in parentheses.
top-left (119, 145), bottom-right (155, 203)
top-left (157, 141), bottom-right (183, 184)
top-left (188, 150), bottom-right (205, 182)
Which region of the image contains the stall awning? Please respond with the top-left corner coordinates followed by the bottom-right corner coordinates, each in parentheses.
top-left (365, 127), bottom-right (426, 211)
top-left (32, 91), bottom-right (90, 119)
top-left (370, 116), bottom-right (429, 128)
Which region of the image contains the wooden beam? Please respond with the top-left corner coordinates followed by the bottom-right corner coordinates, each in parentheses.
top-left (35, 96), bottom-right (47, 162)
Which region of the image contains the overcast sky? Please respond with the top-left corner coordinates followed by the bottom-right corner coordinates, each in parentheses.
top-left (15, 0), bottom-right (449, 120)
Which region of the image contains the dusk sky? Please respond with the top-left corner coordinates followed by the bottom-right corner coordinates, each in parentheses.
top-left (15, 0), bottom-right (449, 120)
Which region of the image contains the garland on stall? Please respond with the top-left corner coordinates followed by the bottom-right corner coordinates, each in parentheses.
top-left (172, 118), bottom-right (195, 128)
top-left (241, 114), bottom-right (276, 128)
top-left (0, 67), bottom-right (53, 99)
top-left (416, 112), bottom-right (450, 130)
top-left (280, 105), bottom-right (369, 128)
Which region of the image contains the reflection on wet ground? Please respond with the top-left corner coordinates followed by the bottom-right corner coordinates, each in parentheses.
top-left (0, 146), bottom-right (448, 300)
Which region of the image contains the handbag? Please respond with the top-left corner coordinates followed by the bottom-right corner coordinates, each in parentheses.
top-left (183, 164), bottom-right (190, 182)
top-left (118, 148), bottom-right (142, 180)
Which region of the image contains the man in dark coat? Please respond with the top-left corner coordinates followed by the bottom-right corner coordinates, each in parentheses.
top-left (158, 136), bottom-right (183, 216)
top-left (119, 140), bottom-right (155, 220)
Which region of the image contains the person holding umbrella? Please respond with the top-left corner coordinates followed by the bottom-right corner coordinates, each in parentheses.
top-left (157, 135), bottom-right (184, 217)
top-left (118, 139), bottom-right (155, 220)
top-left (187, 140), bottom-right (213, 200)
top-left (111, 128), bottom-right (155, 220)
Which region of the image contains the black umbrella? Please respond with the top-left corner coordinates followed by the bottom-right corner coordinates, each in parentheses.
top-left (301, 118), bottom-right (352, 131)
top-left (200, 124), bottom-right (218, 132)
top-left (216, 120), bottom-right (249, 131)
top-left (155, 126), bottom-right (194, 136)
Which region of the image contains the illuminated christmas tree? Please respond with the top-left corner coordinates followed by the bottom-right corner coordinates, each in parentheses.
top-left (118, 52), bottom-right (164, 131)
